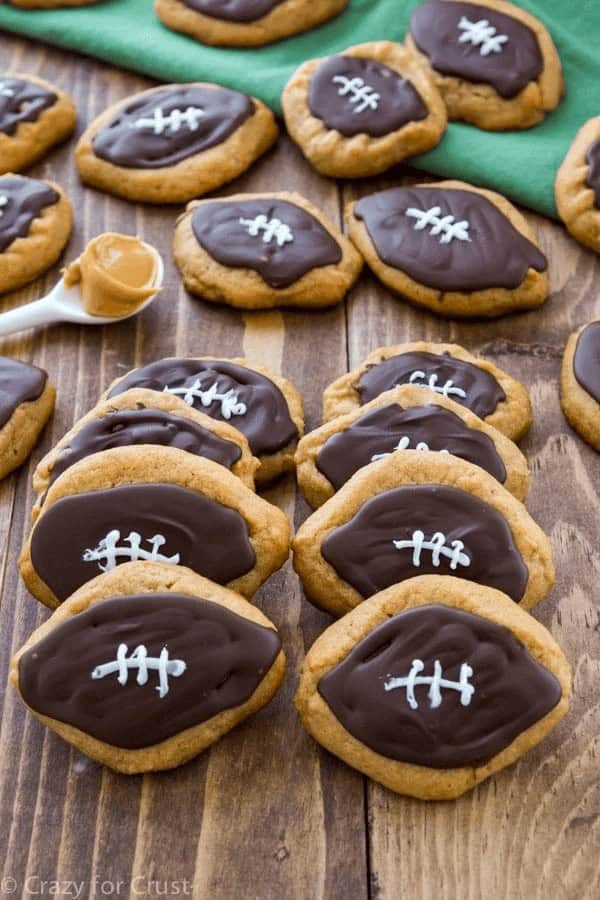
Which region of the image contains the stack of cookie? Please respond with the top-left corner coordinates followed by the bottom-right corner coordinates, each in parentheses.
top-left (12, 356), bottom-right (305, 773)
top-left (290, 342), bottom-right (571, 800)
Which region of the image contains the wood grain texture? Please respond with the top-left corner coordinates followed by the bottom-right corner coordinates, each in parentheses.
top-left (0, 31), bottom-right (598, 900)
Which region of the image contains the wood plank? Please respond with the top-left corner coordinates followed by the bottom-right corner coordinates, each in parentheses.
top-left (342, 176), bottom-right (600, 900)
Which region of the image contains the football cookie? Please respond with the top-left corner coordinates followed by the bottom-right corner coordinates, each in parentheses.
top-left (281, 41), bottom-right (447, 179)
top-left (11, 562), bottom-right (286, 774)
top-left (0, 174), bottom-right (72, 295)
top-left (0, 356), bottom-right (55, 481)
top-left (560, 320), bottom-right (600, 452)
top-left (75, 83), bottom-right (278, 204)
top-left (346, 180), bottom-right (548, 317)
top-left (322, 342), bottom-right (531, 442)
top-left (296, 384), bottom-right (528, 508)
top-left (292, 451), bottom-right (554, 617)
top-left (104, 357), bottom-right (303, 483)
top-left (555, 117), bottom-right (600, 254)
top-left (19, 445), bottom-right (290, 609)
top-left (0, 74), bottom-right (76, 174)
top-left (295, 575), bottom-right (570, 799)
top-left (154, 0), bottom-right (348, 48)
top-left (406, 0), bottom-right (563, 130)
top-left (173, 191), bottom-right (363, 310)
top-left (33, 387), bottom-right (258, 517)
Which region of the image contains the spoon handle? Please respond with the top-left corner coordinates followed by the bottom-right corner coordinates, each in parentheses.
top-left (0, 296), bottom-right (60, 337)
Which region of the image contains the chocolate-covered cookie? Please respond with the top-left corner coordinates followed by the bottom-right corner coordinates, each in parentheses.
top-left (560, 320), bottom-right (600, 452)
top-left (33, 388), bottom-right (257, 513)
top-left (555, 117), bottom-right (600, 254)
top-left (292, 451), bottom-right (553, 616)
top-left (76, 83), bottom-right (278, 203)
top-left (282, 41), bottom-right (447, 179)
top-left (0, 174), bottom-right (72, 295)
top-left (19, 445), bottom-right (290, 608)
top-left (11, 562), bottom-right (286, 773)
top-left (296, 575), bottom-right (571, 799)
top-left (406, 0), bottom-right (563, 130)
top-left (0, 73), bottom-right (76, 174)
top-left (105, 357), bottom-right (303, 482)
top-left (347, 181), bottom-right (548, 317)
top-left (0, 355), bottom-right (56, 481)
top-left (322, 342), bottom-right (532, 442)
top-left (295, 385), bottom-right (529, 508)
top-left (173, 191), bottom-right (362, 309)
top-left (154, 0), bottom-right (348, 48)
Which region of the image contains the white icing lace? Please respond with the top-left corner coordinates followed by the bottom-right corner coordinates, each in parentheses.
top-left (163, 379), bottom-right (247, 419)
top-left (83, 530), bottom-right (180, 572)
top-left (133, 106), bottom-right (205, 135)
top-left (408, 370), bottom-right (467, 399)
top-left (392, 530), bottom-right (470, 570)
top-left (0, 82), bottom-right (15, 98)
top-left (405, 206), bottom-right (471, 244)
top-left (371, 436), bottom-right (450, 462)
top-left (384, 659), bottom-right (475, 709)
top-left (331, 75), bottom-right (380, 114)
top-left (239, 214), bottom-right (294, 247)
top-left (91, 643), bottom-right (186, 698)
top-left (457, 16), bottom-right (509, 56)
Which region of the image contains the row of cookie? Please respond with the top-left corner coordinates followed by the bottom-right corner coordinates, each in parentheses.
top-left (4, 314), bottom-right (598, 499)
top-left (156, 0), bottom-right (563, 134)
top-left (0, 165), bottom-right (547, 321)
top-left (288, 345), bottom-right (572, 799)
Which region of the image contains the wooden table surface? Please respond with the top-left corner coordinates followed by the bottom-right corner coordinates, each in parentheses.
top-left (0, 32), bottom-right (598, 900)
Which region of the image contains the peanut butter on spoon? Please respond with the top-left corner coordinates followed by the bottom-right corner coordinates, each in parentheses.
top-left (63, 232), bottom-right (160, 318)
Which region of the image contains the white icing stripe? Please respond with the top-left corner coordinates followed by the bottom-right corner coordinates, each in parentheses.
top-left (83, 530), bottom-right (180, 572)
top-left (332, 75), bottom-right (380, 114)
top-left (384, 659), bottom-right (475, 709)
top-left (371, 435), bottom-right (450, 462)
top-left (0, 82), bottom-right (15, 98)
top-left (392, 530), bottom-right (470, 569)
top-left (239, 214), bottom-right (294, 247)
top-left (457, 16), bottom-right (509, 56)
top-left (133, 106), bottom-right (205, 135)
top-left (0, 195), bottom-right (8, 219)
top-left (91, 643), bottom-right (186, 698)
top-left (408, 370), bottom-right (467, 399)
top-left (163, 379), bottom-right (247, 418)
top-left (405, 206), bottom-right (471, 244)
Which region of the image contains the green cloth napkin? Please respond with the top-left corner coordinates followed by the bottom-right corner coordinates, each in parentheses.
top-left (0, 0), bottom-right (598, 217)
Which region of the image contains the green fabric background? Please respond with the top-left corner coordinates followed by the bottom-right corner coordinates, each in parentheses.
top-left (0, 0), bottom-right (598, 217)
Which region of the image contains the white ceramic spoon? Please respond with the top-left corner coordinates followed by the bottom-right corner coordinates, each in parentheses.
top-left (0, 242), bottom-right (164, 338)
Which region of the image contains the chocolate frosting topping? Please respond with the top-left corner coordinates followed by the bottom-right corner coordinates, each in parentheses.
top-left (573, 321), bottom-right (600, 405)
top-left (191, 199), bottom-right (342, 289)
top-left (181, 0), bottom-right (284, 22)
top-left (322, 484), bottom-right (528, 601)
top-left (0, 355), bottom-right (47, 429)
top-left (358, 351), bottom-right (506, 419)
top-left (19, 593), bottom-right (281, 749)
top-left (30, 483), bottom-right (256, 602)
top-left (410, 1), bottom-right (543, 99)
top-left (108, 358), bottom-right (297, 457)
top-left (354, 186), bottom-right (547, 292)
top-left (92, 86), bottom-right (254, 169)
top-left (49, 407), bottom-right (242, 488)
top-left (0, 175), bottom-right (59, 253)
top-left (316, 404), bottom-right (507, 489)
top-left (585, 140), bottom-right (600, 209)
top-left (0, 77), bottom-right (57, 136)
top-left (318, 604), bottom-right (561, 768)
top-left (308, 55), bottom-right (428, 138)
